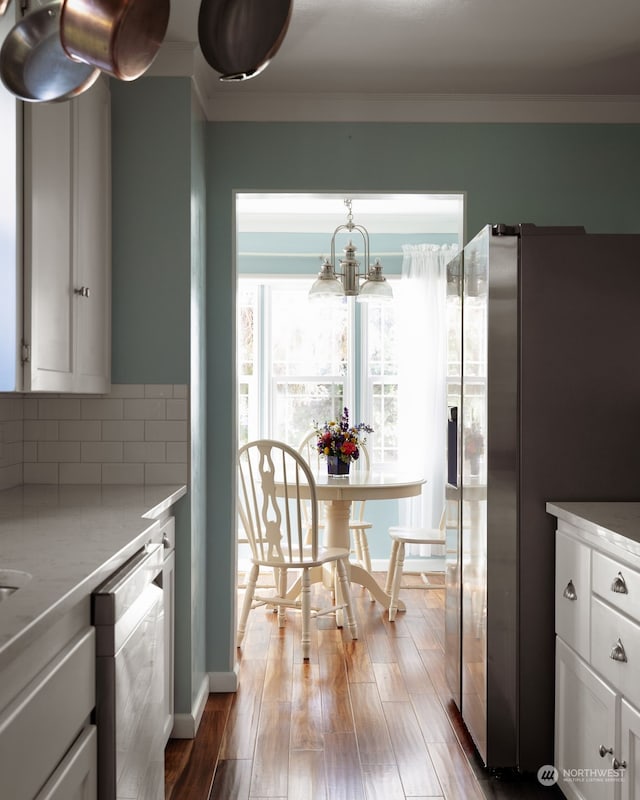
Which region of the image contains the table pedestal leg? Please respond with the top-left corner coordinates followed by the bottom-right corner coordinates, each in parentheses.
top-left (324, 500), bottom-right (351, 550)
top-left (324, 499), bottom-right (405, 615)
top-left (283, 498), bottom-right (406, 614)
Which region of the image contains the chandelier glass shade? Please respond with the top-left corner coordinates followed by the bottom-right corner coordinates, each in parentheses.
top-left (308, 199), bottom-right (393, 302)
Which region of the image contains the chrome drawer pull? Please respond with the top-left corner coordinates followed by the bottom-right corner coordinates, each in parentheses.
top-left (599, 744), bottom-right (613, 758)
top-left (562, 580), bottom-right (577, 601)
top-left (611, 572), bottom-right (628, 594)
top-left (610, 638), bottom-right (628, 663)
top-left (613, 757), bottom-right (627, 771)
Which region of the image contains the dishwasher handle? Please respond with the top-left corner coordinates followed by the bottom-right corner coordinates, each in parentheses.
top-left (93, 543), bottom-right (163, 626)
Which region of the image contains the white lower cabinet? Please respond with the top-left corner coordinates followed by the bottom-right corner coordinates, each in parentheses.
top-left (621, 700), bottom-right (640, 800)
top-left (556, 638), bottom-right (618, 800)
top-left (0, 627), bottom-right (96, 799)
top-left (553, 516), bottom-right (640, 800)
top-left (34, 725), bottom-right (97, 800)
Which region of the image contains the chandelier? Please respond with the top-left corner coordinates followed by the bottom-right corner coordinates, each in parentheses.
top-left (308, 199), bottom-right (393, 302)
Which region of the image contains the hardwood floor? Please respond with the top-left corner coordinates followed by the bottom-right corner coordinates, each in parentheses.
top-left (166, 573), bottom-right (562, 799)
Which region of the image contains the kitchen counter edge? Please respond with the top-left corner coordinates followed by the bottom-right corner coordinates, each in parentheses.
top-left (0, 483), bottom-right (187, 670)
top-left (546, 501), bottom-right (640, 562)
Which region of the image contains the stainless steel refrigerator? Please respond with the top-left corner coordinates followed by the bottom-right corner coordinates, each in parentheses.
top-left (444, 223), bottom-right (640, 772)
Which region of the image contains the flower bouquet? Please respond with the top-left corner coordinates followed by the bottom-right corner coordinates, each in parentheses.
top-left (313, 407), bottom-right (373, 476)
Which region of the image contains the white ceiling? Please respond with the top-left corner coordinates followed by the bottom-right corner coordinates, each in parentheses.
top-left (236, 192), bottom-right (464, 234)
top-left (160, 0), bottom-right (640, 121)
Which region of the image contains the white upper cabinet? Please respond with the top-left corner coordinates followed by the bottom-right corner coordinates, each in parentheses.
top-left (23, 78), bottom-right (111, 393)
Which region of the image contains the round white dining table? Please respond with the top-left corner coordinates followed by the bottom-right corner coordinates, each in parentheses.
top-left (300, 470), bottom-right (425, 612)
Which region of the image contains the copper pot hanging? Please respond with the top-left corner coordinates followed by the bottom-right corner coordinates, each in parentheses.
top-left (59, 0), bottom-right (171, 81)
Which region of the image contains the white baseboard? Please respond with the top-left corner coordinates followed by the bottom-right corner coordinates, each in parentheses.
top-left (208, 663), bottom-right (239, 693)
top-left (371, 557), bottom-right (445, 573)
top-left (170, 673), bottom-right (210, 739)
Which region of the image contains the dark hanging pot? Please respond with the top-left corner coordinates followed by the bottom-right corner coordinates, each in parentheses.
top-left (198, 0), bottom-right (293, 81)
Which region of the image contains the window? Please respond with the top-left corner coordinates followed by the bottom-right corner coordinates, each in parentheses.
top-left (237, 277), bottom-right (400, 465)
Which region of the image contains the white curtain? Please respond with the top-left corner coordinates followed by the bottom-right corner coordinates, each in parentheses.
top-left (397, 243), bottom-right (458, 553)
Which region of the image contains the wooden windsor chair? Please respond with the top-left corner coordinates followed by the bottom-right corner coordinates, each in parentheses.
top-left (237, 439), bottom-right (358, 661)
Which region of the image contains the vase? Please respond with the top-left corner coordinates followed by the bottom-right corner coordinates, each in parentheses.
top-left (327, 456), bottom-right (350, 477)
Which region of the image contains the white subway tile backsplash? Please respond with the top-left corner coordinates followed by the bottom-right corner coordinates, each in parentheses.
top-left (24, 463), bottom-right (59, 483)
top-left (4, 442), bottom-right (22, 466)
top-left (81, 442), bottom-right (123, 463)
top-left (124, 442), bottom-right (166, 463)
top-left (123, 398), bottom-right (166, 420)
top-left (60, 463), bottom-right (102, 484)
top-left (23, 398), bottom-right (38, 420)
top-left (166, 442), bottom-right (188, 463)
top-left (102, 463), bottom-right (145, 484)
top-left (81, 398), bottom-right (123, 420)
top-left (145, 463), bottom-right (188, 484)
top-left (102, 420), bottom-right (144, 441)
top-left (1, 384), bottom-right (188, 488)
top-left (166, 399), bottom-right (187, 421)
top-left (59, 420), bottom-right (101, 441)
top-left (38, 442), bottom-right (81, 463)
top-left (144, 384), bottom-right (174, 399)
top-left (23, 442), bottom-right (37, 462)
top-left (0, 397), bottom-right (23, 420)
top-left (24, 421), bottom-right (59, 441)
top-left (107, 384), bottom-right (145, 398)
top-left (0, 463), bottom-right (22, 490)
top-left (145, 421), bottom-right (187, 442)
top-left (38, 398), bottom-right (82, 420)
top-left (5, 420), bottom-right (23, 444)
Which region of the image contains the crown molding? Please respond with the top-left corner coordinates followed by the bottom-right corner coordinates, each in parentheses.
top-left (198, 91), bottom-right (640, 124)
top-left (144, 46), bottom-right (640, 123)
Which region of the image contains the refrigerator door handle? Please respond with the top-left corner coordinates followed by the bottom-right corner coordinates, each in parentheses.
top-left (447, 405), bottom-right (458, 488)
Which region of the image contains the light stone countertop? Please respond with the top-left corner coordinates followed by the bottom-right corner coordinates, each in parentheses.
top-left (0, 483), bottom-right (187, 668)
top-left (546, 501), bottom-right (640, 560)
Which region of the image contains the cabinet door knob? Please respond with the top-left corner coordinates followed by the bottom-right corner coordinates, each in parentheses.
top-left (610, 637), bottom-right (628, 663)
top-left (74, 286), bottom-right (91, 298)
top-left (611, 572), bottom-right (628, 594)
top-left (562, 580), bottom-right (577, 601)
top-left (613, 758), bottom-right (627, 771)
top-left (162, 533), bottom-right (171, 549)
top-left (599, 744), bottom-right (613, 757)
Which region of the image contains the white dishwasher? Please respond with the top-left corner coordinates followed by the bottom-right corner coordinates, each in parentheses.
top-left (93, 542), bottom-right (165, 800)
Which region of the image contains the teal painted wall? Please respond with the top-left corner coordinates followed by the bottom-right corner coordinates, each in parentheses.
top-left (111, 77), bottom-right (207, 719)
top-left (110, 105), bottom-right (640, 693)
top-left (111, 79), bottom-right (190, 385)
top-left (205, 121), bottom-right (640, 674)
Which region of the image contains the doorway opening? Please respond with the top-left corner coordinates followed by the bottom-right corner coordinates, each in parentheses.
top-left (233, 190), bottom-right (464, 580)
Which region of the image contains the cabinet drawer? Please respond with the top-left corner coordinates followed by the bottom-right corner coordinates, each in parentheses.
top-left (591, 597), bottom-right (640, 710)
top-left (35, 725), bottom-right (97, 800)
top-left (556, 530), bottom-right (591, 659)
top-left (593, 550), bottom-right (640, 623)
top-left (0, 628), bottom-right (95, 800)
